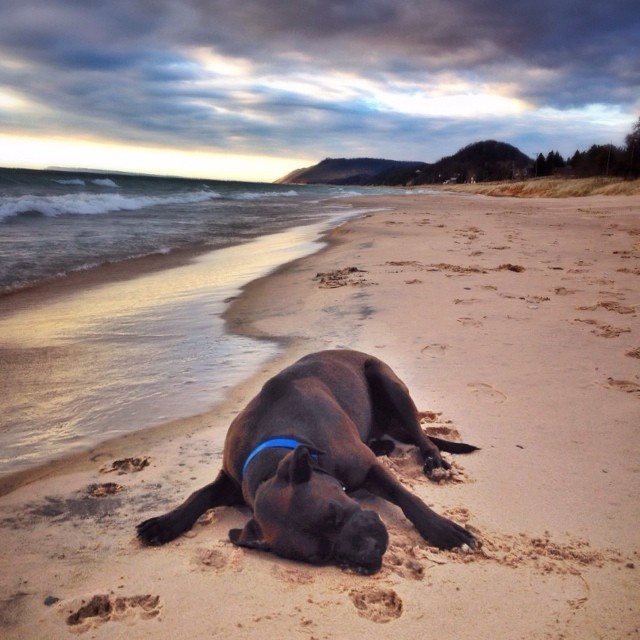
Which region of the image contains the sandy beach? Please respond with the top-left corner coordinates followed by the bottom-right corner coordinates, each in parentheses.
top-left (0, 191), bottom-right (638, 638)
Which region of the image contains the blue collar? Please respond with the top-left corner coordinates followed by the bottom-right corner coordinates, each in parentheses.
top-left (241, 438), bottom-right (318, 478)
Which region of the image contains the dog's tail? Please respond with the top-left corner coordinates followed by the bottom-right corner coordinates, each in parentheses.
top-left (427, 436), bottom-right (479, 454)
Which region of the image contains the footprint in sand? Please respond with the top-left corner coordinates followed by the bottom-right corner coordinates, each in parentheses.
top-left (457, 317), bottom-right (484, 328)
top-left (193, 544), bottom-right (245, 572)
top-left (576, 301), bottom-right (636, 315)
top-left (573, 318), bottom-right (631, 338)
top-left (384, 546), bottom-right (425, 580)
top-left (86, 482), bottom-right (125, 498)
top-left (100, 457), bottom-right (150, 474)
top-left (66, 594), bottom-right (161, 628)
top-left (194, 547), bottom-right (230, 570)
top-left (606, 378), bottom-right (640, 396)
top-left (554, 287), bottom-right (577, 296)
top-left (349, 587), bottom-right (403, 623)
top-left (421, 343), bottom-right (450, 357)
top-left (272, 565), bottom-right (315, 585)
top-left (467, 382), bottom-right (507, 404)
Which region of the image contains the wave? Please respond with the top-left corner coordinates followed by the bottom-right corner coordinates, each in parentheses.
top-left (404, 188), bottom-right (441, 195)
top-left (329, 189), bottom-right (368, 198)
top-left (231, 189), bottom-right (299, 200)
top-left (52, 178), bottom-right (85, 186)
top-left (0, 189), bottom-right (221, 220)
top-left (51, 177), bottom-right (119, 188)
top-left (91, 178), bottom-right (119, 188)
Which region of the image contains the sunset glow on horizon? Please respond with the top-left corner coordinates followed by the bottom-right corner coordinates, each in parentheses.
top-left (1, 1), bottom-right (637, 181)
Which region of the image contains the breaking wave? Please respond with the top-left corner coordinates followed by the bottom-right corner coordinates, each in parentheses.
top-left (0, 189), bottom-right (221, 220)
top-left (231, 189), bottom-right (299, 200)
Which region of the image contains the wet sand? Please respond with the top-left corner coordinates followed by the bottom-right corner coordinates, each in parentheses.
top-left (0, 192), bottom-right (638, 639)
top-left (0, 219), bottom-right (349, 481)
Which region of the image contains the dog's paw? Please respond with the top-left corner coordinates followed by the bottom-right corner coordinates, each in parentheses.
top-left (428, 516), bottom-right (476, 551)
top-left (423, 453), bottom-right (451, 478)
top-left (136, 515), bottom-right (181, 545)
top-left (427, 466), bottom-right (452, 482)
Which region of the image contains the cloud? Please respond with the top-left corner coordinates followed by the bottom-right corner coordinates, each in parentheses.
top-left (1, 0), bottom-right (638, 174)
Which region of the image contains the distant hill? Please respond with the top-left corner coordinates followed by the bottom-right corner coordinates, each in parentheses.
top-left (275, 157), bottom-right (427, 185)
top-left (417, 140), bottom-right (532, 184)
top-left (276, 141), bottom-right (532, 186)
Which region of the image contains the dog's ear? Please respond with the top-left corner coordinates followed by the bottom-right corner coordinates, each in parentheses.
top-left (229, 519), bottom-right (269, 551)
top-left (275, 446), bottom-right (314, 484)
top-left (294, 439), bottom-right (326, 458)
top-left (289, 446), bottom-right (313, 484)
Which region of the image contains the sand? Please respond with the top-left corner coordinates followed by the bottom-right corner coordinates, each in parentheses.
top-left (0, 192), bottom-right (638, 639)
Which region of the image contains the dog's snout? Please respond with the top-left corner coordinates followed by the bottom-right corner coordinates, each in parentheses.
top-left (333, 509), bottom-right (389, 573)
top-left (355, 536), bottom-right (385, 565)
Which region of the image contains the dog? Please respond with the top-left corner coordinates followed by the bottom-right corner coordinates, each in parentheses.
top-left (137, 349), bottom-right (478, 574)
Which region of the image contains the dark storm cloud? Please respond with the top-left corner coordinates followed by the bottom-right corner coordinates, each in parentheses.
top-left (158, 0), bottom-right (639, 103)
top-left (1, 0), bottom-right (638, 163)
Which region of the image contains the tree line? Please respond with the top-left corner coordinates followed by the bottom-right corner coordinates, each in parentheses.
top-left (534, 116), bottom-right (640, 179)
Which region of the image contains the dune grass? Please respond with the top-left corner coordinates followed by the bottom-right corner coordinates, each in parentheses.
top-left (437, 177), bottom-right (640, 198)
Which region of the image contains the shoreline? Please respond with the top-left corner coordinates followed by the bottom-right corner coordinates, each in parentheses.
top-left (0, 211), bottom-right (368, 496)
top-left (1, 192), bottom-right (638, 639)
top-left (0, 242), bottom-right (220, 495)
top-left (0, 243), bottom-right (210, 302)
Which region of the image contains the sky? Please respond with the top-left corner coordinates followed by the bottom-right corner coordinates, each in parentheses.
top-left (1, 0), bottom-right (639, 182)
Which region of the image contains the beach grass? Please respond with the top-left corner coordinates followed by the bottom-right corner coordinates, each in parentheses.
top-left (437, 176), bottom-right (640, 197)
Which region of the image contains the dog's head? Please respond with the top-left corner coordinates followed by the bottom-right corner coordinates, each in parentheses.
top-left (229, 446), bottom-right (388, 574)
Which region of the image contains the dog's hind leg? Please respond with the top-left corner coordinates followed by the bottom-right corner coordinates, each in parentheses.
top-left (137, 470), bottom-right (244, 545)
top-left (364, 358), bottom-right (473, 475)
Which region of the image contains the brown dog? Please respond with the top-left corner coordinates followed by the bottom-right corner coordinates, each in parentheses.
top-left (137, 349), bottom-right (478, 573)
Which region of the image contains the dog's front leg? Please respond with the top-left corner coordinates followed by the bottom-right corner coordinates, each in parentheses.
top-left (362, 463), bottom-right (476, 550)
top-left (137, 470), bottom-right (244, 545)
